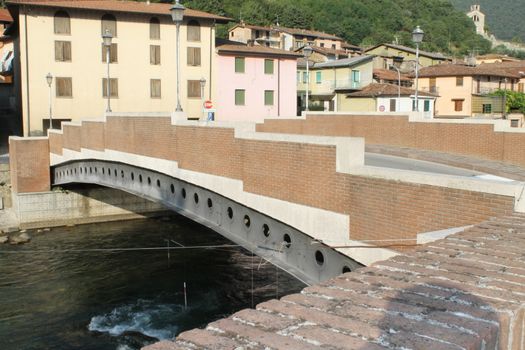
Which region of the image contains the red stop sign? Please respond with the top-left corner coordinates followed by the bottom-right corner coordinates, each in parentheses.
top-left (204, 100), bottom-right (213, 109)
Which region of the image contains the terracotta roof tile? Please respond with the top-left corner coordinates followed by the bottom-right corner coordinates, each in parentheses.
top-left (230, 22), bottom-right (342, 41)
top-left (216, 44), bottom-right (301, 58)
top-left (0, 9), bottom-right (13, 23)
top-left (418, 63), bottom-right (522, 79)
top-left (347, 83), bottom-right (436, 97)
top-left (365, 43), bottom-right (451, 61)
top-left (6, 0), bottom-right (232, 23)
top-left (373, 68), bottom-right (412, 82)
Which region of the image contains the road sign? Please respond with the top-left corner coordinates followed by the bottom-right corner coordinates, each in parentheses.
top-left (204, 100), bottom-right (213, 109)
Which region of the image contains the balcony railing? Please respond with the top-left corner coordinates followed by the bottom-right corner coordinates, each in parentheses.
top-left (420, 86), bottom-right (439, 94)
top-left (309, 80), bottom-right (362, 93)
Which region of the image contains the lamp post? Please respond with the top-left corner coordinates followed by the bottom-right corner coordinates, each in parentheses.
top-left (412, 25), bottom-right (424, 112)
top-left (389, 65), bottom-right (401, 112)
top-left (200, 77), bottom-right (206, 120)
top-left (170, 0), bottom-right (185, 113)
top-left (46, 72), bottom-right (53, 132)
top-left (102, 29), bottom-right (113, 113)
top-left (303, 45), bottom-right (313, 112)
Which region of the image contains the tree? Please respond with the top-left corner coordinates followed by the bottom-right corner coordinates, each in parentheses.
top-left (492, 90), bottom-right (525, 114)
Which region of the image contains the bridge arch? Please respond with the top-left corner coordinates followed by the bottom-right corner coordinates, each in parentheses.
top-left (53, 159), bottom-right (362, 285)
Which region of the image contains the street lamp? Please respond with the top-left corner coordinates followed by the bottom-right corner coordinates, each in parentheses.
top-left (46, 73), bottom-right (53, 132)
top-left (303, 45), bottom-right (313, 112)
top-left (170, 0), bottom-right (185, 113)
top-left (102, 29), bottom-right (113, 113)
top-left (412, 25), bottom-right (424, 112)
top-left (389, 65), bottom-right (401, 112)
top-left (200, 77), bottom-right (206, 120)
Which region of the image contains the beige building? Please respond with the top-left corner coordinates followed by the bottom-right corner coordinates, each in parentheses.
top-left (228, 22), bottom-right (344, 52)
top-left (297, 55), bottom-right (374, 112)
top-left (417, 63), bottom-right (522, 118)
top-left (6, 0), bottom-right (230, 136)
top-left (365, 43), bottom-right (451, 73)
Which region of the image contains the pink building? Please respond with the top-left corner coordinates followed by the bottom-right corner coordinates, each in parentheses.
top-left (215, 44), bottom-right (300, 121)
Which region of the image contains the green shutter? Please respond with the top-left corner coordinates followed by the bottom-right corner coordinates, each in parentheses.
top-left (316, 71), bottom-right (322, 83)
top-left (424, 100), bottom-right (430, 112)
top-left (264, 90), bottom-right (274, 106)
top-left (264, 59), bottom-right (274, 74)
top-left (235, 89), bottom-right (245, 105)
top-left (235, 57), bottom-right (245, 73)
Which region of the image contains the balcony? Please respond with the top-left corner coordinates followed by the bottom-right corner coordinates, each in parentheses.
top-left (421, 86), bottom-right (439, 94)
top-left (310, 80), bottom-right (362, 93)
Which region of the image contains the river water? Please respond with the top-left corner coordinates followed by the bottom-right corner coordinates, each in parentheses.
top-left (0, 215), bottom-right (305, 350)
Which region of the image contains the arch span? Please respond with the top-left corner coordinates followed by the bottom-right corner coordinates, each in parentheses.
top-left (53, 159), bottom-right (362, 285)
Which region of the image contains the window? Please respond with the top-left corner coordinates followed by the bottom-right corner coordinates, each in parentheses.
top-left (187, 80), bottom-right (201, 98)
top-left (54, 11), bottom-right (70, 35)
top-left (264, 90), bottom-right (274, 106)
top-left (187, 47), bottom-right (201, 66)
top-left (56, 77), bottom-right (72, 97)
top-left (332, 44), bottom-right (336, 49)
top-left (424, 100), bottom-right (430, 112)
top-left (320, 43), bottom-right (325, 48)
top-left (316, 71), bottom-right (322, 84)
top-left (351, 70), bottom-right (360, 82)
top-left (235, 57), bottom-right (245, 73)
top-left (149, 17), bottom-right (160, 40)
top-left (519, 83), bottom-right (524, 93)
top-left (101, 43), bottom-right (118, 63)
top-left (102, 78), bottom-right (118, 97)
top-left (235, 89), bottom-right (245, 105)
top-left (303, 71), bottom-right (307, 83)
top-left (297, 71), bottom-right (300, 83)
top-left (482, 104), bottom-right (492, 113)
top-left (150, 45), bottom-right (161, 65)
top-left (101, 14), bottom-right (117, 37)
top-left (55, 41), bottom-right (71, 62)
top-left (390, 99), bottom-right (396, 112)
top-left (264, 59), bottom-right (274, 74)
top-left (453, 99), bottom-right (463, 112)
top-left (187, 20), bottom-right (200, 42)
top-left (150, 79), bottom-right (161, 98)
top-left (456, 76), bottom-right (463, 86)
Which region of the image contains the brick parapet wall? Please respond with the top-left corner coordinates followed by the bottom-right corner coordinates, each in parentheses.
top-left (9, 137), bottom-right (50, 193)
top-left (45, 116), bottom-right (516, 244)
top-left (257, 115), bottom-right (525, 167)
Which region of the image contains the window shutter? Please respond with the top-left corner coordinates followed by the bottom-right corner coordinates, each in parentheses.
top-left (111, 79), bottom-right (118, 97)
top-left (55, 41), bottom-right (63, 61)
top-left (150, 45), bottom-right (160, 65)
top-left (264, 90), bottom-right (274, 106)
top-left (150, 79), bottom-right (161, 98)
top-left (235, 57), bottom-right (245, 73)
top-left (64, 41), bottom-right (71, 61)
top-left (235, 89), bottom-right (245, 105)
top-left (110, 43), bottom-right (118, 63)
top-left (390, 99), bottom-right (396, 112)
top-left (101, 14), bottom-right (117, 37)
top-left (54, 11), bottom-right (70, 35)
top-left (187, 80), bottom-right (201, 98)
top-left (187, 20), bottom-right (201, 42)
top-left (150, 18), bottom-right (160, 40)
top-left (56, 77), bottom-right (72, 97)
top-left (264, 59), bottom-right (274, 74)
top-left (187, 48), bottom-right (201, 66)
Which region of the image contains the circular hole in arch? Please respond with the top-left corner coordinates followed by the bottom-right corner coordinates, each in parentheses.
top-left (85, 167), bottom-right (88, 174)
top-left (227, 207), bottom-right (233, 220)
top-left (315, 250), bottom-right (325, 266)
top-left (102, 168), bottom-right (105, 175)
top-left (262, 224), bottom-right (270, 238)
top-left (95, 167), bottom-right (98, 173)
top-left (107, 168), bottom-right (110, 175)
top-left (74, 168), bottom-right (77, 174)
top-left (207, 198), bottom-right (213, 208)
top-left (157, 179), bottom-right (161, 188)
top-left (89, 167), bottom-right (92, 174)
top-left (283, 234), bottom-right (292, 248)
top-left (194, 193), bottom-right (199, 204)
top-left (147, 177), bottom-right (151, 185)
top-left (80, 168), bottom-right (83, 174)
top-left (181, 188), bottom-right (186, 199)
top-left (170, 184), bottom-right (175, 194)
top-left (131, 172), bottom-right (134, 181)
top-left (114, 169), bottom-right (117, 177)
top-left (244, 215), bottom-right (251, 228)
top-left (121, 170), bottom-right (124, 178)
top-left (342, 266), bottom-right (351, 274)
top-left (139, 174), bottom-right (143, 183)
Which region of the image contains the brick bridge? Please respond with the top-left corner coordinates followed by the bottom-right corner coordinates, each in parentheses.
top-left (8, 112), bottom-right (525, 285)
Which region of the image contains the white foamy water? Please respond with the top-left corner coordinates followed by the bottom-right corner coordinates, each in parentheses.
top-left (88, 299), bottom-right (182, 340)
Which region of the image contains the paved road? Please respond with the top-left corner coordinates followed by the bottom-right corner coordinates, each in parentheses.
top-left (365, 153), bottom-right (503, 178)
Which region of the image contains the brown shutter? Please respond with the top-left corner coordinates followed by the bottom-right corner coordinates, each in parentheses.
top-left (55, 41), bottom-right (63, 61)
top-left (150, 18), bottom-right (160, 40)
top-left (151, 79), bottom-right (161, 98)
top-left (150, 45), bottom-right (160, 65)
top-left (56, 77), bottom-right (72, 97)
top-left (110, 43), bottom-right (118, 63)
top-left (111, 78), bottom-right (118, 97)
top-left (194, 47), bottom-right (201, 66)
top-left (187, 80), bottom-right (201, 98)
top-left (54, 11), bottom-right (71, 35)
top-left (187, 20), bottom-right (201, 42)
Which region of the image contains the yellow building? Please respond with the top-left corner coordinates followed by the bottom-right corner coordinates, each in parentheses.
top-left (417, 63), bottom-right (521, 118)
top-left (365, 43), bottom-right (451, 72)
top-left (297, 55), bottom-right (374, 112)
top-left (6, 0), bottom-right (230, 136)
